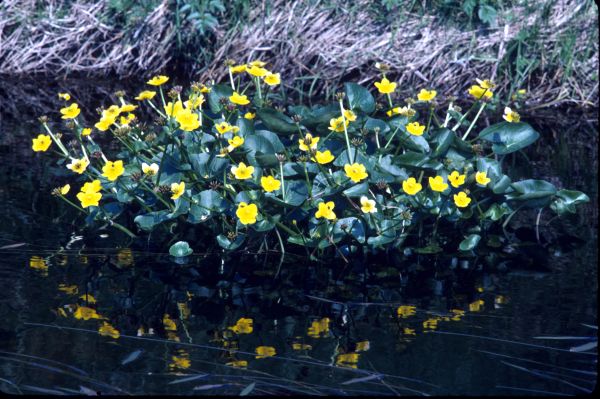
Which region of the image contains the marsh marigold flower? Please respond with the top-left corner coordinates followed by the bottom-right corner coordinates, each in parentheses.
top-left (58, 92), bottom-right (71, 101)
top-left (261, 175), bottom-right (281, 192)
top-left (343, 109), bottom-right (357, 122)
top-left (503, 107), bottom-right (520, 123)
top-left (81, 180), bottom-right (102, 194)
top-left (402, 177), bottom-right (422, 195)
top-left (135, 90), bottom-right (156, 101)
top-left (360, 196), bottom-right (377, 213)
top-left (428, 176), bottom-right (448, 192)
top-left (264, 72), bottom-right (281, 86)
top-left (313, 150), bottom-right (334, 164)
top-left (231, 162), bottom-right (254, 180)
top-left (328, 116), bottom-right (348, 132)
top-left (32, 134), bottom-right (52, 152)
top-left (164, 100), bottom-right (184, 118)
top-left (215, 121), bottom-right (233, 135)
top-left (142, 162), bottom-right (159, 175)
top-left (246, 65), bottom-right (268, 77)
top-left (229, 64), bottom-right (247, 74)
top-left (475, 171), bottom-right (491, 186)
top-left (175, 109), bottom-right (201, 131)
top-left (417, 89), bottom-right (437, 102)
top-left (227, 135), bottom-right (244, 151)
top-left (77, 190), bottom-right (102, 208)
top-left (229, 91), bottom-right (250, 105)
top-left (60, 103), bottom-right (81, 119)
top-left (448, 171), bottom-right (466, 188)
top-left (147, 75), bottom-right (169, 86)
top-left (81, 127), bottom-right (92, 136)
top-left (453, 191), bottom-right (471, 208)
top-left (315, 201), bottom-right (336, 220)
top-left (119, 104), bottom-right (137, 113)
top-left (67, 157), bottom-right (89, 174)
top-left (60, 184), bottom-right (70, 195)
top-left (468, 85), bottom-right (493, 100)
top-left (171, 182), bottom-right (185, 200)
top-left (244, 112), bottom-right (255, 120)
top-left (299, 133), bottom-right (319, 152)
top-left (228, 318), bottom-right (253, 334)
top-left (184, 95), bottom-right (204, 110)
top-left (406, 121), bottom-right (425, 136)
top-left (374, 77), bottom-right (396, 94)
top-left (344, 163), bottom-right (368, 183)
top-left (236, 202), bottom-right (258, 225)
top-left (102, 160), bottom-right (125, 181)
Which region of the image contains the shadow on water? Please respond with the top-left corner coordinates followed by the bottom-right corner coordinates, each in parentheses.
top-left (0, 79), bottom-right (597, 395)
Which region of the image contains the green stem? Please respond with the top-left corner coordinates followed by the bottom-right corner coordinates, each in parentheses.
top-left (338, 99), bottom-right (353, 164)
top-left (462, 103), bottom-right (486, 140)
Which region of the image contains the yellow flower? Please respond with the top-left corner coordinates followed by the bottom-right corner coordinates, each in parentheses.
top-left (103, 105), bottom-right (122, 118)
top-left (228, 318), bottom-right (253, 334)
top-left (142, 162), bottom-right (159, 175)
top-left (60, 103), bottom-right (80, 119)
top-left (227, 135), bottom-right (244, 151)
top-left (170, 355), bottom-right (191, 370)
top-left (29, 256), bottom-right (48, 274)
top-left (261, 175), bottom-right (281, 192)
top-left (236, 202), bottom-right (258, 225)
top-left (386, 105), bottom-right (415, 117)
top-left (468, 84), bottom-right (493, 100)
top-left (475, 171), bottom-right (491, 186)
top-left (336, 353), bottom-right (359, 367)
top-left (355, 341), bottom-right (370, 352)
top-left (58, 284), bottom-right (78, 294)
top-left (448, 171), bottom-right (466, 188)
top-left (406, 121), bottom-right (425, 136)
top-left (163, 314), bottom-right (177, 331)
top-left (249, 60), bottom-right (267, 67)
top-left (119, 104), bottom-right (137, 113)
top-left (32, 134), bottom-right (52, 152)
top-left (119, 113), bottom-right (136, 126)
top-left (73, 306), bottom-right (103, 320)
top-left (99, 322), bottom-right (120, 339)
top-left (102, 160), bottom-right (125, 181)
top-left (67, 158), bottom-right (89, 174)
top-left (135, 90), bottom-right (156, 101)
top-left (255, 346), bottom-right (276, 359)
top-left (244, 112), bottom-right (255, 120)
top-left (170, 182), bottom-right (185, 200)
top-left (60, 184), bottom-right (71, 195)
top-left (307, 317), bottom-right (330, 338)
top-left (453, 191), bottom-right (472, 208)
top-left (246, 65), bottom-right (268, 77)
top-left (215, 121), bottom-right (233, 134)
top-left (417, 88), bottom-right (437, 102)
top-left (298, 133), bottom-right (319, 152)
top-left (404, 327), bottom-right (416, 335)
top-left (264, 72), bottom-right (281, 86)
top-left (343, 109), bottom-right (357, 122)
top-left (81, 127), bottom-right (92, 136)
top-left (164, 100), bottom-right (184, 118)
top-left (503, 106), bottom-right (520, 123)
top-left (397, 305), bottom-right (416, 318)
top-left (315, 201), bottom-right (336, 220)
top-left (328, 116), bottom-right (348, 132)
top-left (428, 176), bottom-right (448, 192)
top-left (344, 163), bottom-right (368, 183)
top-left (469, 299), bottom-right (484, 312)
top-left (58, 92), bottom-right (71, 101)
top-left (229, 91), bottom-right (250, 105)
top-left (77, 191), bottom-right (102, 208)
top-left (374, 77), bottom-right (396, 94)
top-left (231, 162), bottom-right (254, 180)
top-left (423, 318), bottom-right (439, 331)
top-left (402, 177), bottom-right (422, 195)
top-left (175, 109), bottom-right (201, 131)
top-left (312, 150), bottom-right (334, 164)
top-left (230, 64), bottom-right (247, 73)
top-left (147, 75), bottom-right (169, 86)
top-left (185, 94), bottom-right (205, 109)
top-left (81, 180), bottom-right (102, 193)
top-left (95, 115), bottom-right (116, 131)
top-left (476, 79), bottom-right (496, 90)
top-left (360, 196), bottom-right (377, 213)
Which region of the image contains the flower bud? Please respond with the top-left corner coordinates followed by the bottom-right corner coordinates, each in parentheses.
top-left (291, 114), bottom-right (303, 123)
top-left (335, 92), bottom-right (345, 101)
top-left (276, 153), bottom-right (286, 163)
top-left (65, 120), bottom-right (75, 129)
top-left (114, 90), bottom-right (126, 98)
top-left (38, 115), bottom-right (49, 124)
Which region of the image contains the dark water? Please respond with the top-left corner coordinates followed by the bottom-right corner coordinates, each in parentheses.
top-left (0, 80), bottom-right (597, 395)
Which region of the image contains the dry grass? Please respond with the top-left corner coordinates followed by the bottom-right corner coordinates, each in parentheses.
top-left (0, 0), bottom-right (597, 112)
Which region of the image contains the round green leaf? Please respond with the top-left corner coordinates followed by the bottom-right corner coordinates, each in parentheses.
top-left (169, 241), bottom-right (193, 257)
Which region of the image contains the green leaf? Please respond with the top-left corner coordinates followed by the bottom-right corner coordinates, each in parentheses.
top-left (333, 148), bottom-right (372, 167)
top-left (459, 234), bottom-right (481, 251)
top-left (188, 190), bottom-right (229, 223)
top-left (344, 82), bottom-right (375, 113)
top-left (256, 108), bottom-right (297, 134)
top-left (431, 128), bottom-right (454, 158)
top-left (492, 175), bottom-right (512, 194)
top-left (189, 153), bottom-right (229, 179)
top-left (478, 4), bottom-right (497, 25)
top-left (207, 84), bottom-right (233, 113)
top-left (134, 210), bottom-right (171, 231)
top-left (484, 203), bottom-right (512, 221)
top-left (169, 241), bottom-right (193, 257)
top-left (415, 243), bottom-right (443, 254)
top-left (367, 219), bottom-right (396, 247)
top-left (506, 179), bottom-right (557, 200)
top-left (333, 217), bottom-right (366, 244)
top-left (216, 234), bottom-right (246, 250)
top-left (363, 118), bottom-right (390, 135)
top-left (550, 189), bottom-right (590, 216)
top-left (396, 152), bottom-right (443, 170)
top-left (343, 182), bottom-right (369, 197)
top-left (378, 155), bottom-right (407, 178)
top-left (479, 122), bottom-right (540, 154)
top-left (266, 180), bottom-right (308, 207)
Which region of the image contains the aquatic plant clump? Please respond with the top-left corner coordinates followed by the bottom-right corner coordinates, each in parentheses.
top-left (34, 62), bottom-right (589, 258)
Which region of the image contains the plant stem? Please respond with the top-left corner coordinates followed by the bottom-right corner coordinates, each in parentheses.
top-left (462, 103), bottom-right (486, 140)
top-left (338, 99), bottom-right (353, 163)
